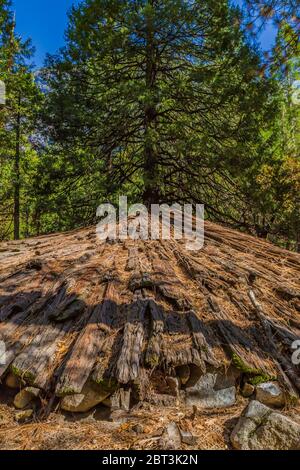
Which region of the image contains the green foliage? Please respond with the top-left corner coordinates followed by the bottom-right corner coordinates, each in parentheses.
top-left (232, 353), bottom-right (277, 384)
top-left (0, 0), bottom-right (43, 240)
top-left (38, 0), bottom-right (277, 223)
top-left (0, 0), bottom-right (298, 250)
top-left (249, 374), bottom-right (277, 386)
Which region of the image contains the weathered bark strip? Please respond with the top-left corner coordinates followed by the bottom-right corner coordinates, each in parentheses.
top-left (0, 291), bottom-right (59, 378)
top-left (187, 310), bottom-right (219, 368)
top-left (273, 304), bottom-right (300, 330)
top-left (207, 295), bottom-right (268, 372)
top-left (173, 246), bottom-right (236, 291)
top-left (126, 246), bottom-right (140, 272)
top-left (56, 283), bottom-right (117, 396)
top-left (248, 289), bottom-right (300, 393)
top-left (0, 291), bottom-right (41, 321)
top-left (129, 272), bottom-right (156, 292)
top-left (9, 281), bottom-right (93, 389)
top-left (163, 346), bottom-right (195, 368)
top-left (10, 319), bottom-right (75, 389)
top-left (275, 286), bottom-right (300, 301)
top-left (158, 284), bottom-right (191, 310)
top-left (264, 317), bottom-right (300, 347)
top-left (116, 299), bottom-right (149, 384)
top-left (149, 247), bottom-right (191, 310)
top-left (145, 299), bottom-right (165, 368)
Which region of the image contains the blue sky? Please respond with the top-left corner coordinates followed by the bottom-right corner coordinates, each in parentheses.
top-left (12, 0), bottom-right (277, 68)
top-left (12, 0), bottom-right (79, 67)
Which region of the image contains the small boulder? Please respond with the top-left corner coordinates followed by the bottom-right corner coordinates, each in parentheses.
top-left (61, 393), bottom-right (85, 412)
top-left (25, 387), bottom-right (40, 398)
top-left (256, 382), bottom-right (285, 408)
top-left (179, 429), bottom-right (197, 446)
top-left (241, 383), bottom-right (255, 398)
top-left (185, 367), bottom-right (237, 409)
top-left (61, 379), bottom-right (115, 413)
top-left (15, 409), bottom-right (33, 423)
top-left (14, 387), bottom-right (40, 410)
top-left (159, 422), bottom-right (182, 450)
top-left (231, 400), bottom-right (300, 450)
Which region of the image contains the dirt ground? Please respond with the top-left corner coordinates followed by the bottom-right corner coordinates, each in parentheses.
top-left (0, 385), bottom-right (244, 451)
top-left (0, 390), bottom-right (299, 451)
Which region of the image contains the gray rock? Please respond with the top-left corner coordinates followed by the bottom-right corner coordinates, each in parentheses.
top-left (179, 429), bottom-right (197, 446)
top-left (61, 379), bottom-right (115, 413)
top-left (231, 400), bottom-right (300, 450)
top-left (256, 382), bottom-right (285, 408)
top-left (243, 399), bottom-right (270, 423)
top-left (61, 393), bottom-right (85, 412)
top-left (110, 391), bottom-right (120, 410)
top-left (214, 366), bottom-right (240, 390)
top-left (185, 367), bottom-right (237, 409)
top-left (159, 422), bottom-right (182, 450)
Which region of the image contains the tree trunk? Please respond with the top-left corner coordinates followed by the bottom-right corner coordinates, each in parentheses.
top-left (143, 1), bottom-right (159, 206)
top-left (14, 93), bottom-right (21, 240)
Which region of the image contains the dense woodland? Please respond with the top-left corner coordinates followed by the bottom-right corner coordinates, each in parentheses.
top-left (0, 0), bottom-right (299, 248)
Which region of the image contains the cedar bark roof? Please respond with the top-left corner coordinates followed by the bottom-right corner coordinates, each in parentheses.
top-left (0, 221), bottom-right (299, 398)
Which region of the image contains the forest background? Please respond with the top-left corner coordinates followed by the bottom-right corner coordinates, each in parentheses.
top-left (0, 0), bottom-right (299, 250)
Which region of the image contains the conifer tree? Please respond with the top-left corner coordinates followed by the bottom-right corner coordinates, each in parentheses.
top-left (0, 0), bottom-right (42, 240)
top-left (44, 0), bottom-right (273, 209)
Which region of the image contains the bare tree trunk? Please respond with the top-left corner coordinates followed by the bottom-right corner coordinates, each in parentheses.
top-left (14, 93), bottom-right (21, 240)
top-left (143, 1), bottom-right (159, 206)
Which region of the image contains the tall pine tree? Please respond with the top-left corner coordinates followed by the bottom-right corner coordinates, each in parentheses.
top-left (43, 0), bottom-right (274, 213)
top-left (0, 0), bottom-right (42, 240)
